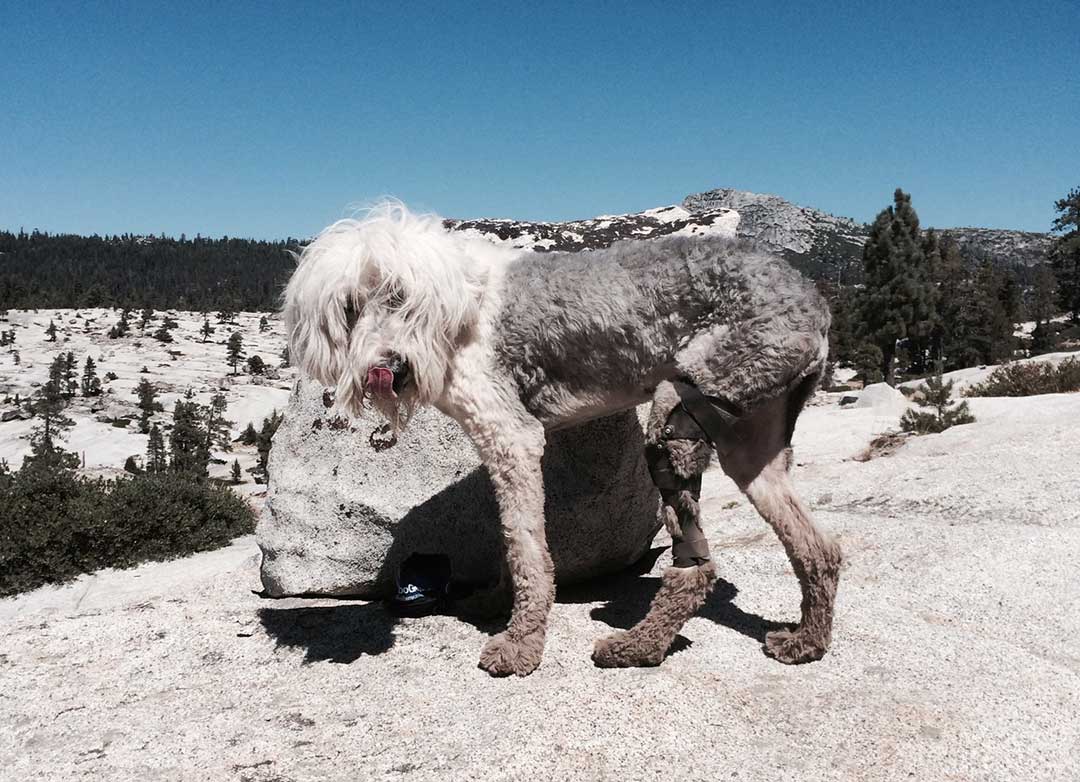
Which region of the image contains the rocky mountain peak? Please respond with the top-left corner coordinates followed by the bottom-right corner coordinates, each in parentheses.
top-left (446, 187), bottom-right (1053, 281)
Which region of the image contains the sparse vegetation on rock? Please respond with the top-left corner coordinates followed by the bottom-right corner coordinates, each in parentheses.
top-left (81, 356), bottom-right (102, 397)
top-left (240, 421), bottom-right (258, 446)
top-left (135, 378), bottom-right (163, 433)
top-left (226, 331), bottom-right (245, 374)
top-left (253, 410), bottom-right (284, 481)
top-left (108, 309), bottom-right (131, 339)
top-left (900, 374), bottom-right (976, 434)
top-left (0, 460), bottom-right (254, 597)
top-left (966, 358), bottom-right (1080, 397)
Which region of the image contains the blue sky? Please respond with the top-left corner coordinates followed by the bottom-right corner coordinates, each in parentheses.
top-left (1, 1), bottom-right (1076, 238)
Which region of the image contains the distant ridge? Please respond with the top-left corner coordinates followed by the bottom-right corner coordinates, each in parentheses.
top-left (447, 188), bottom-right (1054, 283)
top-left (0, 189), bottom-right (1055, 310)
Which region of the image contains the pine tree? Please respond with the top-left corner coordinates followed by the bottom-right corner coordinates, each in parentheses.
top-left (824, 283), bottom-right (859, 367)
top-left (255, 410), bottom-right (284, 477)
top-left (139, 307), bottom-right (155, 330)
top-left (25, 357), bottom-right (76, 469)
top-left (205, 393), bottom-right (234, 453)
top-left (968, 262), bottom-right (1014, 364)
top-left (900, 372), bottom-right (976, 434)
top-left (109, 309), bottom-right (131, 339)
top-left (81, 356), bottom-right (102, 397)
top-left (1049, 186), bottom-right (1080, 322)
top-left (231, 459), bottom-right (242, 484)
top-left (998, 272), bottom-right (1022, 325)
top-left (280, 345), bottom-right (290, 368)
top-left (45, 319), bottom-right (57, 342)
top-left (246, 355), bottom-right (266, 375)
top-left (200, 317), bottom-right (215, 343)
top-left (62, 352), bottom-right (78, 398)
top-left (1030, 265), bottom-right (1059, 354)
top-left (152, 323), bottom-right (174, 343)
top-left (217, 309), bottom-right (236, 325)
top-left (258, 315), bottom-right (269, 333)
top-left (135, 378), bottom-right (162, 433)
top-left (908, 230), bottom-right (945, 372)
top-left (859, 189), bottom-right (937, 383)
top-left (853, 343), bottom-right (884, 385)
top-left (169, 399), bottom-right (209, 477)
top-left (932, 236), bottom-right (968, 369)
top-left (226, 331), bottom-right (245, 374)
top-left (240, 421), bottom-right (258, 446)
top-left (146, 423), bottom-right (168, 473)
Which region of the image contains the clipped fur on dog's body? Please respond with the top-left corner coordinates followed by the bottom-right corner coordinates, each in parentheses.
top-left (493, 236), bottom-right (829, 428)
top-left (284, 203), bottom-right (841, 677)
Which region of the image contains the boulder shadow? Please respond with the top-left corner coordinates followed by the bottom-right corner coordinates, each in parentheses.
top-left (258, 603), bottom-right (397, 663)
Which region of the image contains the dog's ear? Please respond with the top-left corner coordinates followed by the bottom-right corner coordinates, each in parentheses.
top-left (282, 235), bottom-right (359, 391)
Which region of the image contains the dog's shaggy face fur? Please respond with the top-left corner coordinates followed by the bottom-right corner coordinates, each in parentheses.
top-left (283, 203), bottom-right (489, 425)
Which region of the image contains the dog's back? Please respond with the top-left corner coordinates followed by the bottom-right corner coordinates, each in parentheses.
top-left (492, 236), bottom-right (827, 426)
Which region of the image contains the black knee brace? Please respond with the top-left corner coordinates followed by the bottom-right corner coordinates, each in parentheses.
top-left (646, 406), bottom-right (712, 567)
top-left (646, 385), bottom-right (742, 568)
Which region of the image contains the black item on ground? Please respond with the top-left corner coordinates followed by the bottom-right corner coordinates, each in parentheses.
top-left (388, 552), bottom-right (452, 616)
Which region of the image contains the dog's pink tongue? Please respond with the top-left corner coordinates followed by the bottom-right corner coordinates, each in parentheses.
top-left (366, 367), bottom-right (396, 398)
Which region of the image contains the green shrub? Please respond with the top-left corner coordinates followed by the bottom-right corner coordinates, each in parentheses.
top-left (0, 466), bottom-right (254, 597)
top-left (900, 374), bottom-right (976, 434)
top-left (965, 357), bottom-right (1080, 397)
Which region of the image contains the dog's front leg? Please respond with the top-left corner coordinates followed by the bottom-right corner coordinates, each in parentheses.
top-left (448, 396), bottom-right (553, 677)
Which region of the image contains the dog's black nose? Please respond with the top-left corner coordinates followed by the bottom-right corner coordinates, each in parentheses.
top-left (385, 352), bottom-right (408, 374)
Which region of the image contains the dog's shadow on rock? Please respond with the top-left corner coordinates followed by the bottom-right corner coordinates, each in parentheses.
top-left (258, 603), bottom-right (397, 664)
top-left (559, 546), bottom-right (788, 647)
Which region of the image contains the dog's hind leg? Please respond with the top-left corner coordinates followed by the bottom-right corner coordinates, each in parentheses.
top-left (717, 391), bottom-right (842, 664)
top-left (593, 380), bottom-right (719, 668)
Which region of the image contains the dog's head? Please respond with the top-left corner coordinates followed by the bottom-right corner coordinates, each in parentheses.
top-left (283, 201), bottom-right (485, 425)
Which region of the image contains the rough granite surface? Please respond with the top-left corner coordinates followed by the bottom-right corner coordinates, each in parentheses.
top-left (2, 390), bottom-right (1078, 781)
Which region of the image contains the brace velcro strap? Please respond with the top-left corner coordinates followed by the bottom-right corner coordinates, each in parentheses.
top-left (672, 537), bottom-right (712, 567)
top-left (675, 384), bottom-right (741, 449)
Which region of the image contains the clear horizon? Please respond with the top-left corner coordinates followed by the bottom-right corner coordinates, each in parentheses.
top-left (2, 1), bottom-right (1076, 240)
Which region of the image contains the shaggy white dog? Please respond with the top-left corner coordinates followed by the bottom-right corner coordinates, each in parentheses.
top-left (284, 201), bottom-right (840, 677)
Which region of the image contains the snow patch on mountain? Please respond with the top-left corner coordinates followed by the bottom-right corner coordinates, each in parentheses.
top-left (446, 205), bottom-right (739, 252)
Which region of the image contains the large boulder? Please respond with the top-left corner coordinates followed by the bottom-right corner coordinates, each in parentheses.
top-left (257, 378), bottom-right (662, 597)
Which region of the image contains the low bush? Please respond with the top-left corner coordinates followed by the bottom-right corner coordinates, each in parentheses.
top-left (965, 357), bottom-right (1080, 397)
top-left (900, 374), bottom-right (975, 434)
top-left (0, 465), bottom-right (254, 597)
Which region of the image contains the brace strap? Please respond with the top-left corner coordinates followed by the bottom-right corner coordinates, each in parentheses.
top-left (674, 383), bottom-right (741, 450)
top-left (671, 513), bottom-right (711, 567)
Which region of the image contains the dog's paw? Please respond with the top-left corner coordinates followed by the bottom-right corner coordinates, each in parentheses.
top-left (592, 630), bottom-right (666, 668)
top-left (764, 627), bottom-right (828, 664)
top-left (478, 632), bottom-right (544, 677)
